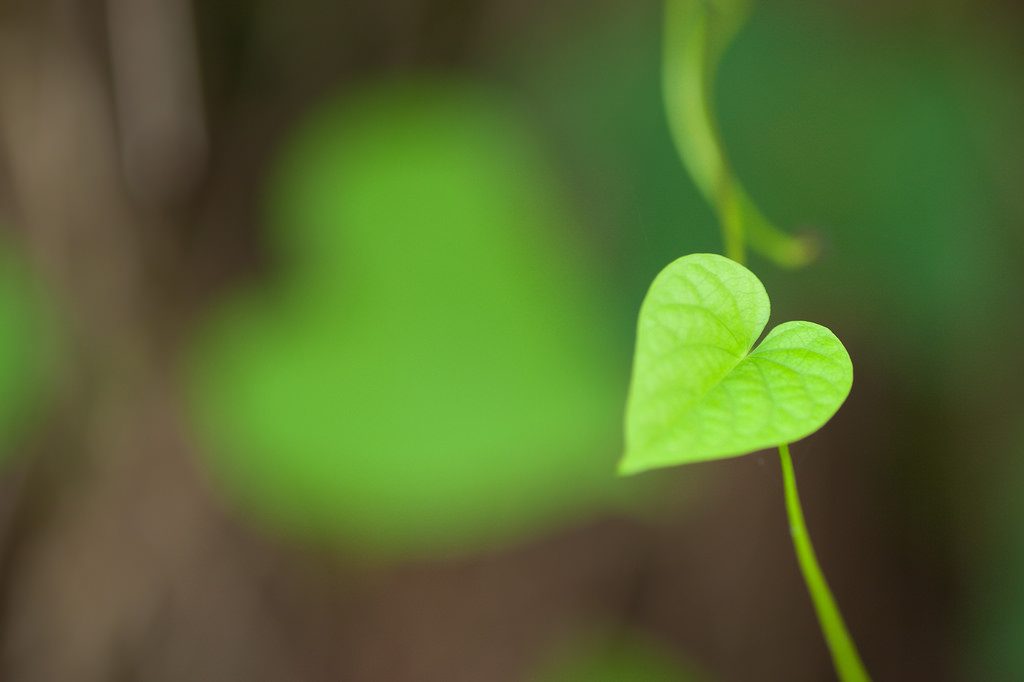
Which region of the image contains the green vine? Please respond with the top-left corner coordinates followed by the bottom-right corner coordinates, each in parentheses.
top-left (662, 0), bottom-right (817, 267)
top-left (780, 444), bottom-right (870, 681)
top-left (618, 1), bottom-right (872, 679)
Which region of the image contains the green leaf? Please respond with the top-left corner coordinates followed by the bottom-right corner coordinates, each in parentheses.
top-left (189, 80), bottom-right (625, 555)
top-left (620, 253), bottom-right (851, 474)
top-left (531, 632), bottom-right (700, 682)
top-left (0, 241), bottom-right (53, 462)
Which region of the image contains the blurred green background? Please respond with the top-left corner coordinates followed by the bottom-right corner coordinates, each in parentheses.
top-left (0, 0), bottom-right (1021, 679)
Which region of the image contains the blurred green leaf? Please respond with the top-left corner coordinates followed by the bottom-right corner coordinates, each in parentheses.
top-left (189, 80), bottom-right (626, 555)
top-left (531, 632), bottom-right (699, 682)
top-left (621, 253), bottom-right (851, 474)
top-left (0, 241), bottom-right (52, 461)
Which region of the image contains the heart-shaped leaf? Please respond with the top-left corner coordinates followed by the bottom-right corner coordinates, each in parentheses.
top-left (620, 253), bottom-right (852, 474)
top-left (189, 80), bottom-right (625, 555)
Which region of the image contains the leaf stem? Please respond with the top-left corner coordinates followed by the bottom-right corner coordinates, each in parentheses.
top-left (662, 0), bottom-right (817, 268)
top-left (778, 443), bottom-right (870, 681)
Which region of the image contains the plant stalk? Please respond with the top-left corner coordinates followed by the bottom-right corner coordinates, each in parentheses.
top-left (778, 443), bottom-right (870, 681)
top-left (662, 0), bottom-right (817, 267)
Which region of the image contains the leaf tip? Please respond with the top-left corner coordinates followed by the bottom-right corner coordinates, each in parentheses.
top-left (616, 455), bottom-right (646, 477)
